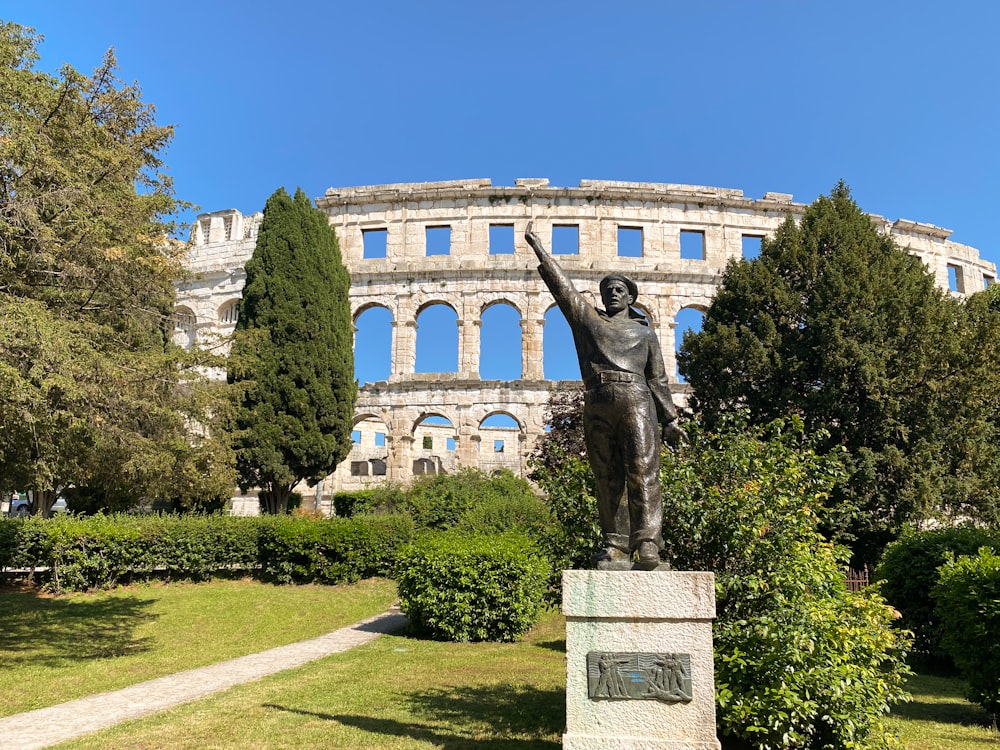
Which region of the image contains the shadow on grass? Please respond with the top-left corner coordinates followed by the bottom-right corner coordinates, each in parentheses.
top-left (265, 683), bottom-right (563, 748)
top-left (0, 589), bottom-right (157, 667)
top-left (891, 672), bottom-right (996, 730)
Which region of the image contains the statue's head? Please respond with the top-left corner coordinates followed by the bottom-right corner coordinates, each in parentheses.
top-left (599, 274), bottom-right (638, 314)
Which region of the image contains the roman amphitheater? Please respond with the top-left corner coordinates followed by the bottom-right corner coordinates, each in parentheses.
top-left (174, 179), bottom-right (997, 514)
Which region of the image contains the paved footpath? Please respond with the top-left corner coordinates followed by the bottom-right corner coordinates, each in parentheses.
top-left (0, 607), bottom-right (408, 750)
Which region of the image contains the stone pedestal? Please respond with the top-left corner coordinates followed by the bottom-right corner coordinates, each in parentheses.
top-left (562, 570), bottom-right (720, 750)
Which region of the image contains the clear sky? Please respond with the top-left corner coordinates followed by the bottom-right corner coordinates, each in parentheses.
top-left (7, 1), bottom-right (1000, 388)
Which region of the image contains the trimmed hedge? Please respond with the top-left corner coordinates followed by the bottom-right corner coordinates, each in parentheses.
top-left (876, 526), bottom-right (1000, 666)
top-left (934, 548), bottom-right (1000, 716)
top-left (258, 513), bottom-right (413, 584)
top-left (395, 531), bottom-right (549, 642)
top-left (0, 513), bottom-right (413, 592)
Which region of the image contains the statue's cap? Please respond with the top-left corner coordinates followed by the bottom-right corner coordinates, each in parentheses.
top-left (599, 274), bottom-right (638, 301)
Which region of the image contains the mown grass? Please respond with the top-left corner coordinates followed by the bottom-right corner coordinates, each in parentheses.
top-left (4, 580), bottom-right (996, 749)
top-left (887, 671), bottom-right (998, 749)
top-left (0, 577), bottom-right (398, 717)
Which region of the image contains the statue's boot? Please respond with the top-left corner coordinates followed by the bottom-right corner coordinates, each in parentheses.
top-left (593, 546), bottom-right (631, 571)
top-left (633, 541), bottom-right (665, 571)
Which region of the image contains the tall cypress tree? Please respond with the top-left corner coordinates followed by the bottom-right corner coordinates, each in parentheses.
top-left (680, 183), bottom-right (978, 563)
top-left (228, 187), bottom-right (355, 514)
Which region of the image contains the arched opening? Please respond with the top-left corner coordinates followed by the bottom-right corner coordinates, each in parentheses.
top-left (543, 305), bottom-right (579, 380)
top-left (172, 307), bottom-right (196, 349)
top-left (219, 299), bottom-right (240, 326)
top-left (674, 306), bottom-right (706, 382)
top-left (347, 415), bottom-right (391, 482)
top-left (354, 305), bottom-right (393, 385)
top-left (415, 303), bottom-right (458, 373)
top-left (480, 302), bottom-right (522, 379)
top-left (412, 414), bottom-right (456, 475)
top-left (478, 412), bottom-right (523, 476)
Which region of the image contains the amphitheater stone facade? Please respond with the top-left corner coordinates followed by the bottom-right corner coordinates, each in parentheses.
top-left (175, 179), bottom-right (997, 514)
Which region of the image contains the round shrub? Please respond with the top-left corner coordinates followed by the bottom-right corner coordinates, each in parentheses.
top-left (395, 531), bottom-right (548, 642)
top-left (934, 547), bottom-right (1000, 716)
top-left (876, 526), bottom-right (999, 666)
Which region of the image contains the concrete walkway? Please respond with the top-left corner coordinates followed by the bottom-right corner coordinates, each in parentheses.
top-left (0, 607), bottom-right (408, 750)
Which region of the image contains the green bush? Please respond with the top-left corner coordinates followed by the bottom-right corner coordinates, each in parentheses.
top-left (934, 548), bottom-right (1000, 716)
top-left (876, 526), bottom-right (999, 667)
top-left (453, 490), bottom-right (553, 537)
top-left (660, 417), bottom-right (911, 750)
top-left (331, 489), bottom-right (380, 518)
top-left (257, 514), bottom-right (413, 584)
top-left (384, 469), bottom-right (541, 532)
top-left (395, 531), bottom-right (548, 642)
top-left (530, 412), bottom-right (912, 750)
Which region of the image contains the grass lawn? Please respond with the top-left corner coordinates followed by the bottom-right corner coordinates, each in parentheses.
top-left (0, 577), bottom-right (398, 717)
top-left (4, 580), bottom-right (997, 749)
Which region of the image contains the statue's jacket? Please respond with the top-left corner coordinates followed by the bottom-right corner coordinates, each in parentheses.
top-left (535, 254), bottom-right (677, 426)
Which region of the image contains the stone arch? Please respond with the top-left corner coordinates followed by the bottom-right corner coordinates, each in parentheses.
top-left (415, 301), bottom-right (459, 374)
top-left (218, 299), bottom-right (240, 325)
top-left (479, 301), bottom-right (522, 379)
top-left (172, 306), bottom-right (197, 349)
top-left (353, 304), bottom-right (394, 385)
top-left (543, 302), bottom-right (578, 380)
top-left (412, 413), bottom-right (457, 475)
top-left (477, 411), bottom-right (525, 476)
top-left (346, 413), bottom-right (391, 481)
top-left (673, 306), bottom-right (707, 382)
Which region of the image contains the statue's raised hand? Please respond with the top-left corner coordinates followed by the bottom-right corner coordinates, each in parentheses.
top-left (525, 221), bottom-right (545, 254)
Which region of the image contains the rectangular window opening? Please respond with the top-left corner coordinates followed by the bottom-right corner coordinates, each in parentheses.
top-left (552, 224), bottom-right (580, 255)
top-left (350, 461), bottom-right (369, 476)
top-left (362, 228), bottom-right (388, 259)
top-left (351, 430), bottom-right (361, 444)
top-left (680, 230), bottom-right (706, 260)
top-left (984, 275), bottom-right (994, 290)
top-left (374, 432), bottom-right (385, 447)
top-left (489, 224), bottom-right (515, 255)
top-left (422, 435), bottom-right (433, 450)
top-left (947, 264), bottom-right (964, 293)
top-left (741, 235), bottom-right (763, 260)
top-left (446, 437), bottom-right (456, 451)
top-left (426, 226), bottom-right (451, 256)
top-left (494, 439), bottom-right (505, 453)
top-left (617, 227), bottom-right (643, 258)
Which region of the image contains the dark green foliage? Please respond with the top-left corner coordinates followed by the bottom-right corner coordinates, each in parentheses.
top-left (453, 490), bottom-right (554, 538)
top-left (528, 404), bottom-right (912, 750)
top-left (395, 532), bottom-right (548, 642)
top-left (228, 187), bottom-right (355, 514)
top-left (934, 548), bottom-right (1000, 716)
top-left (332, 490), bottom-right (379, 517)
top-left (0, 23), bottom-right (233, 515)
top-left (527, 387), bottom-right (601, 571)
top-left (679, 183), bottom-right (986, 564)
top-left (374, 468), bottom-right (542, 532)
top-left (659, 417), bottom-right (911, 750)
top-left (0, 514), bottom-right (263, 592)
top-left (257, 514), bottom-right (413, 584)
top-left (877, 527), bottom-right (1000, 667)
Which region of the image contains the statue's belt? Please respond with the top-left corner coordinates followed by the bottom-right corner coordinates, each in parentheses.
top-left (585, 370), bottom-right (642, 389)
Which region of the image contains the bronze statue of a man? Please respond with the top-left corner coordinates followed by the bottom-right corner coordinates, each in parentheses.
top-left (526, 223), bottom-right (684, 570)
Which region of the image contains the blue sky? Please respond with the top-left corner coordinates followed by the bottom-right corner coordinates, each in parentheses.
top-left (7, 1), bottom-right (1000, 388)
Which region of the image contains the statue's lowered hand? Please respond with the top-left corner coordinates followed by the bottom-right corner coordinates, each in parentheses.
top-left (661, 421), bottom-right (686, 450)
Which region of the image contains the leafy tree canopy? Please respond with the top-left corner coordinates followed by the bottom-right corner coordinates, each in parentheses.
top-left (680, 182), bottom-right (1000, 562)
top-left (228, 187), bottom-right (355, 514)
top-left (0, 21), bottom-right (232, 513)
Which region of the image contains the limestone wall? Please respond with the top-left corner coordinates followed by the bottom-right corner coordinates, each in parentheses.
top-left (176, 179), bottom-right (997, 508)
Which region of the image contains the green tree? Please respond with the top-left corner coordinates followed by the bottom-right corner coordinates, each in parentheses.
top-left (228, 187), bottom-right (355, 514)
top-left (0, 21), bottom-right (232, 514)
top-left (679, 182), bottom-right (980, 563)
